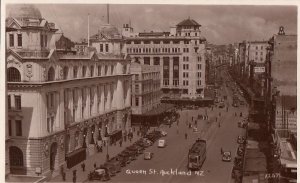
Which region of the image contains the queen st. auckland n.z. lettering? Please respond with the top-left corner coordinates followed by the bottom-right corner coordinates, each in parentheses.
top-left (125, 168), bottom-right (204, 176)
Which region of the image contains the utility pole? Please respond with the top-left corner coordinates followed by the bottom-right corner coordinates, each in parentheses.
top-left (107, 4), bottom-right (110, 24)
top-left (88, 13), bottom-right (90, 47)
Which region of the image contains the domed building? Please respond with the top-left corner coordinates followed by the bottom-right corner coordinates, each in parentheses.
top-left (6, 4), bottom-right (132, 180)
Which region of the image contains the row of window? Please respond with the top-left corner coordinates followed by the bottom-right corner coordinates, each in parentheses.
top-left (7, 95), bottom-right (21, 110)
top-left (9, 33), bottom-right (48, 48)
top-left (183, 80), bottom-right (189, 86)
top-left (255, 52), bottom-right (264, 56)
top-left (183, 56), bottom-right (189, 62)
top-left (183, 72), bottom-right (189, 78)
top-left (9, 34), bottom-right (22, 47)
top-left (128, 47), bottom-right (182, 54)
top-left (48, 63), bottom-right (125, 81)
top-left (8, 120), bottom-right (22, 136)
top-left (129, 40), bottom-right (188, 45)
top-left (183, 48), bottom-right (189, 53)
top-left (134, 93), bottom-right (160, 107)
top-left (183, 64), bottom-right (189, 70)
top-left (99, 43), bottom-right (109, 52)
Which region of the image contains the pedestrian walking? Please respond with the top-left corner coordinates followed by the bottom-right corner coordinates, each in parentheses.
top-left (62, 172), bottom-right (66, 181)
top-left (81, 163), bottom-right (85, 172)
top-left (235, 112), bottom-right (237, 117)
top-left (221, 147), bottom-right (223, 154)
top-left (216, 117), bottom-right (218, 122)
top-left (185, 133), bottom-right (188, 140)
top-left (106, 154), bottom-right (110, 161)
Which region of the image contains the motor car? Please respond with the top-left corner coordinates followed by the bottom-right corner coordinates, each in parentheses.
top-left (144, 152), bottom-right (154, 160)
top-left (88, 168), bottom-right (110, 181)
top-left (100, 164), bottom-right (116, 177)
top-left (158, 139), bottom-right (167, 148)
top-left (237, 136), bottom-right (246, 144)
top-left (105, 159), bottom-right (121, 173)
top-left (117, 153), bottom-right (130, 166)
top-left (129, 144), bottom-right (144, 154)
top-left (193, 127), bottom-right (198, 132)
top-left (222, 151), bottom-right (232, 162)
top-left (219, 102), bottom-right (225, 108)
top-left (122, 149), bottom-right (138, 161)
top-left (159, 130), bottom-right (168, 136)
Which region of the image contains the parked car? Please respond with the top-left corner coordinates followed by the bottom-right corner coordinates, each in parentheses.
top-left (105, 159), bottom-right (121, 173)
top-left (144, 152), bottom-right (154, 160)
top-left (100, 164), bottom-right (116, 177)
top-left (222, 151), bottom-right (232, 162)
top-left (88, 168), bottom-right (110, 181)
top-left (116, 153), bottom-right (130, 166)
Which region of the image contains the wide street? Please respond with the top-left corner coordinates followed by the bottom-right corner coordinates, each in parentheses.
top-left (106, 73), bottom-right (248, 183)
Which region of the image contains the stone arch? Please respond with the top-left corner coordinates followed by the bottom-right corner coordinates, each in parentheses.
top-left (7, 67), bottom-right (21, 82)
top-left (9, 146), bottom-right (23, 167)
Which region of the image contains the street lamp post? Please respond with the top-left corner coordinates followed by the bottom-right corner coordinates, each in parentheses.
top-left (105, 125), bottom-right (109, 161)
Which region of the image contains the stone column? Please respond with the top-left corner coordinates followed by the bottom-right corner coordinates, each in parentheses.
top-left (115, 79), bottom-right (125, 110)
top-left (56, 91), bottom-right (62, 129)
top-left (100, 85), bottom-right (105, 114)
top-left (125, 80), bottom-right (131, 107)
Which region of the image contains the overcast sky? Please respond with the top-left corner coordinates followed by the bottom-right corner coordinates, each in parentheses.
top-left (7, 4), bottom-right (297, 44)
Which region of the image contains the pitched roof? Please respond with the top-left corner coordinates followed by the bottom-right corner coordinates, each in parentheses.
top-left (177, 18), bottom-right (201, 26)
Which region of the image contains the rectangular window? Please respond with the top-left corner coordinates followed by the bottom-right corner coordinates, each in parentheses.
top-left (135, 97), bottom-right (139, 106)
top-left (8, 95), bottom-right (11, 110)
top-left (17, 34), bottom-right (22, 47)
top-left (44, 35), bottom-right (47, 47)
top-left (100, 44), bottom-right (103, 52)
top-left (144, 57), bottom-right (150, 65)
top-left (9, 34), bottom-right (14, 47)
top-left (8, 120), bottom-right (12, 136)
top-left (15, 95), bottom-right (21, 110)
top-left (105, 44), bottom-right (109, 52)
top-left (98, 66), bottom-right (101, 76)
top-left (40, 34), bottom-right (44, 47)
top-left (15, 120), bottom-right (22, 136)
top-left (261, 46), bottom-right (263, 50)
top-left (184, 40), bottom-right (189, 44)
top-left (154, 57), bottom-right (160, 65)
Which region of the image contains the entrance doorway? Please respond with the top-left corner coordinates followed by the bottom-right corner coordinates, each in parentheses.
top-left (50, 143), bottom-right (58, 171)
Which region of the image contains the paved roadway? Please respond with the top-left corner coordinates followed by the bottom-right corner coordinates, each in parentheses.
top-left (107, 78), bottom-right (248, 183)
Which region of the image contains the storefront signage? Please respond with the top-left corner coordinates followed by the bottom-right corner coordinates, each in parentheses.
top-left (254, 66), bottom-right (265, 73)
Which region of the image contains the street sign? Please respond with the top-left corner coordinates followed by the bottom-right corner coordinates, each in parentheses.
top-left (254, 66), bottom-right (265, 73)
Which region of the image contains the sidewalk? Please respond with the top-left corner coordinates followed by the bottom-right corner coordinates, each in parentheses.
top-left (49, 130), bottom-right (144, 182)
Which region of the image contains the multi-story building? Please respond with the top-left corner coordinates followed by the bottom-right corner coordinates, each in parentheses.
top-left (130, 63), bottom-right (161, 115)
top-left (6, 5), bottom-right (131, 176)
top-left (123, 18), bottom-right (207, 99)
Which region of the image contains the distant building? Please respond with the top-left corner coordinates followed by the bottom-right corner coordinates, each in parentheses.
top-left (130, 62), bottom-right (161, 115)
top-left (74, 39), bottom-right (88, 55)
top-left (6, 5), bottom-right (131, 177)
top-left (123, 18), bottom-right (207, 99)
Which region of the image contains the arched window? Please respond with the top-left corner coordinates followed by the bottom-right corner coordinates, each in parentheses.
top-left (98, 65), bottom-right (101, 76)
top-left (48, 67), bottom-right (55, 81)
top-left (63, 66), bottom-right (68, 80)
top-left (7, 67), bottom-right (21, 82)
top-left (9, 146), bottom-right (23, 166)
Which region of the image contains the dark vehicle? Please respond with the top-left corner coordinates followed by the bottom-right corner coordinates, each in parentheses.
top-left (100, 164), bottom-right (116, 177)
top-left (116, 153), bottom-right (130, 166)
top-left (237, 136), bottom-right (246, 144)
top-left (144, 152), bottom-right (154, 160)
top-left (187, 139), bottom-right (206, 170)
top-left (122, 150), bottom-right (137, 161)
top-left (104, 159), bottom-right (121, 173)
top-left (88, 168), bottom-right (110, 181)
top-left (127, 145), bottom-right (144, 154)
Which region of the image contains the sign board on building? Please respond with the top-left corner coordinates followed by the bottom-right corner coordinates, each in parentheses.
top-left (254, 66), bottom-right (265, 73)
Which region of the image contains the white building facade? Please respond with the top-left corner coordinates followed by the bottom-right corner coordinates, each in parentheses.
top-left (6, 5), bottom-right (131, 176)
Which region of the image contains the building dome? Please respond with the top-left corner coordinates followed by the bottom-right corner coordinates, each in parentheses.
top-left (8, 4), bottom-right (42, 19)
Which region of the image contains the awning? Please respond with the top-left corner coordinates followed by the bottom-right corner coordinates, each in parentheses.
top-left (66, 147), bottom-right (86, 158)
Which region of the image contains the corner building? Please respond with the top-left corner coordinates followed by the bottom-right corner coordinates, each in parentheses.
top-left (5, 5), bottom-right (131, 176)
top-left (123, 18), bottom-right (207, 99)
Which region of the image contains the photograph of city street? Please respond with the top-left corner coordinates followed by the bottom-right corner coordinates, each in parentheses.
top-left (3, 3), bottom-right (297, 183)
